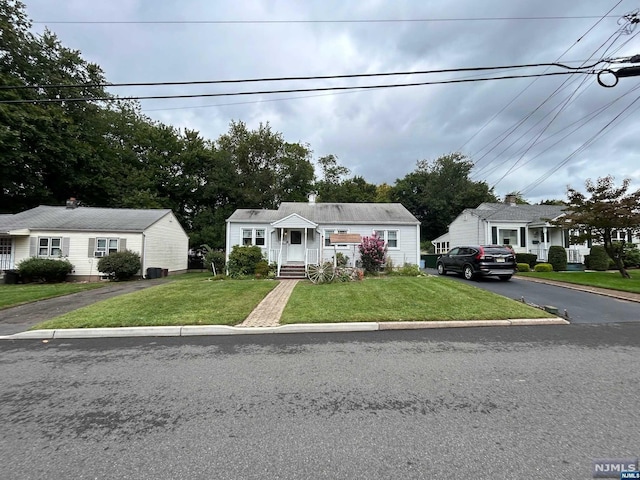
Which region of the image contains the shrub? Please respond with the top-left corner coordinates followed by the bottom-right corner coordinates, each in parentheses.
top-left (397, 263), bottom-right (422, 276)
top-left (254, 260), bottom-right (270, 277)
top-left (583, 254), bottom-right (590, 269)
top-left (534, 263), bottom-right (553, 272)
top-left (18, 257), bottom-right (73, 283)
top-left (227, 245), bottom-right (264, 278)
top-left (588, 245), bottom-right (611, 271)
top-left (623, 244), bottom-right (640, 268)
top-left (548, 245), bottom-right (567, 271)
top-left (384, 257), bottom-right (395, 274)
top-left (517, 263), bottom-right (530, 272)
top-left (204, 249), bottom-right (226, 275)
top-left (358, 234), bottom-right (387, 274)
top-left (97, 250), bottom-right (141, 281)
top-left (515, 253), bottom-right (537, 268)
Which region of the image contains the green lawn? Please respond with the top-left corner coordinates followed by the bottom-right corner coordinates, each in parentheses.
top-left (0, 282), bottom-right (106, 309)
top-left (280, 276), bottom-right (552, 324)
top-left (518, 270), bottom-right (640, 294)
top-left (33, 277), bottom-right (277, 329)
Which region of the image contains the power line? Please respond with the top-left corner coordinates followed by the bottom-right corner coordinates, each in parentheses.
top-left (31, 15), bottom-right (624, 25)
top-left (457, 0), bottom-right (624, 154)
top-left (0, 61), bottom-right (603, 91)
top-left (0, 71), bottom-right (595, 105)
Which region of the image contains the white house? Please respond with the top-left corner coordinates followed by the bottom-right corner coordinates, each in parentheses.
top-left (0, 202), bottom-right (189, 281)
top-left (226, 198), bottom-right (420, 277)
top-left (433, 197), bottom-right (587, 262)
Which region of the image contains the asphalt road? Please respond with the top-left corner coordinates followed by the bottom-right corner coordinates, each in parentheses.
top-left (426, 269), bottom-right (640, 324)
top-left (1, 325), bottom-right (638, 479)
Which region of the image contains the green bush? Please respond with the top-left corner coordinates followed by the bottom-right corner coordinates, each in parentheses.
top-left (227, 245), bottom-right (264, 278)
top-left (17, 257), bottom-right (73, 283)
top-left (534, 263), bottom-right (553, 272)
top-left (254, 260), bottom-right (270, 278)
top-left (583, 255), bottom-right (590, 269)
top-left (204, 249), bottom-right (226, 275)
top-left (397, 263), bottom-right (422, 276)
top-left (516, 263), bottom-right (530, 272)
top-left (588, 245), bottom-right (611, 271)
top-left (548, 245), bottom-right (567, 271)
top-left (623, 244), bottom-right (640, 268)
top-left (97, 250), bottom-right (141, 281)
top-left (516, 253), bottom-right (537, 268)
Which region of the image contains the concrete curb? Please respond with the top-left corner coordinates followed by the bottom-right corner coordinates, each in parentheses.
top-left (0, 318), bottom-right (568, 340)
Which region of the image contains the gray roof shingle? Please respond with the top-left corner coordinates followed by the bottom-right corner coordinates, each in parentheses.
top-left (227, 202), bottom-right (420, 225)
top-left (0, 206), bottom-right (172, 233)
top-left (469, 203), bottom-right (568, 223)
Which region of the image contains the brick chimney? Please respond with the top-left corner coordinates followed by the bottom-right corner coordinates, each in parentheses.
top-left (504, 194), bottom-right (517, 206)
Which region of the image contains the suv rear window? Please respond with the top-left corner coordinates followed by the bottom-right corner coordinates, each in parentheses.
top-left (483, 247), bottom-right (512, 255)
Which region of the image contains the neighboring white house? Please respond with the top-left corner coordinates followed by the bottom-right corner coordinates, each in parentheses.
top-left (0, 202), bottom-right (189, 281)
top-left (226, 198), bottom-right (420, 276)
top-left (433, 197), bottom-right (592, 263)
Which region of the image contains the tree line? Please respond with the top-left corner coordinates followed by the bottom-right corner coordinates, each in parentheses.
top-left (0, 0), bottom-right (498, 248)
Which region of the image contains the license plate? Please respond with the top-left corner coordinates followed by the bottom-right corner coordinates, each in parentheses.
top-left (496, 258), bottom-right (505, 263)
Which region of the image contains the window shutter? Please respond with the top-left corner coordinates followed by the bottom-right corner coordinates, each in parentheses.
top-left (88, 238), bottom-right (95, 257)
top-left (491, 227), bottom-right (497, 245)
top-left (519, 227), bottom-right (526, 247)
top-left (62, 237), bottom-right (70, 256)
top-left (563, 230), bottom-right (570, 248)
top-left (30, 237), bottom-right (37, 257)
top-left (628, 231), bottom-right (633, 243)
top-left (119, 238), bottom-right (127, 251)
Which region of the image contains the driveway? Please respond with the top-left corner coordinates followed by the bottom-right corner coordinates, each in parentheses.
top-left (425, 268), bottom-right (640, 324)
top-left (0, 278), bottom-right (169, 335)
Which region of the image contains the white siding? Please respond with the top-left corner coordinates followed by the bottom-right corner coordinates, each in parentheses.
top-left (144, 212), bottom-right (189, 273)
top-left (449, 213), bottom-right (483, 246)
top-left (22, 230), bottom-right (144, 279)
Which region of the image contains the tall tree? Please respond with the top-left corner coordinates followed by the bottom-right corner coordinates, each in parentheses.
top-left (0, 0), bottom-right (112, 212)
top-left (391, 153), bottom-right (498, 240)
top-left (556, 176), bottom-right (640, 278)
top-left (315, 155), bottom-right (378, 202)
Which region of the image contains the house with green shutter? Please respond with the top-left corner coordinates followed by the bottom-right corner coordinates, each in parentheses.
top-left (0, 200), bottom-right (188, 281)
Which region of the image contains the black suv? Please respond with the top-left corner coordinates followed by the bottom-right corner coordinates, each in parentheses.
top-left (436, 245), bottom-right (516, 281)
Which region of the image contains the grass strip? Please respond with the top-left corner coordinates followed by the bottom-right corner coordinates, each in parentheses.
top-left (518, 270), bottom-right (640, 294)
top-left (280, 276), bottom-right (552, 324)
top-left (32, 277), bottom-right (277, 329)
top-left (0, 282), bottom-right (106, 309)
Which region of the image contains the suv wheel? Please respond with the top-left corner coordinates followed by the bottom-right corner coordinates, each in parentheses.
top-left (463, 265), bottom-right (475, 280)
top-left (436, 263), bottom-right (446, 275)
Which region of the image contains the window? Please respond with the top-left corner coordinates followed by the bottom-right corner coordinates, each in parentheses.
top-left (242, 229), bottom-right (253, 246)
top-left (325, 229), bottom-right (348, 247)
top-left (96, 238), bottom-right (118, 255)
top-left (242, 229), bottom-right (265, 246)
top-left (374, 230), bottom-right (399, 249)
top-left (39, 237), bottom-right (62, 257)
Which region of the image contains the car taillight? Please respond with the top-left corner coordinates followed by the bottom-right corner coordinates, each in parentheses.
top-left (475, 246), bottom-right (485, 260)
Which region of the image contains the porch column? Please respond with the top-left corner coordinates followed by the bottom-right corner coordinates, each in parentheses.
top-left (543, 226), bottom-right (548, 260)
top-left (304, 228), bottom-right (308, 266)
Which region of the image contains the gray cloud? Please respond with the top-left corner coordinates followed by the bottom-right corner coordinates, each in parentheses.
top-left (24, 0), bottom-right (640, 203)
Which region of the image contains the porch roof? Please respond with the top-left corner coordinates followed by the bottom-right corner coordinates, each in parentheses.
top-left (271, 213), bottom-right (318, 229)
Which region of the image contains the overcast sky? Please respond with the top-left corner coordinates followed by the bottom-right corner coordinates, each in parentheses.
top-left (21, 0), bottom-right (640, 203)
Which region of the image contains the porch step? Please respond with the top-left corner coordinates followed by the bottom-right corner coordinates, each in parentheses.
top-left (278, 265), bottom-right (307, 279)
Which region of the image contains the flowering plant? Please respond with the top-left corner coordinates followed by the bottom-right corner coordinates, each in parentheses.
top-left (358, 234), bottom-right (387, 274)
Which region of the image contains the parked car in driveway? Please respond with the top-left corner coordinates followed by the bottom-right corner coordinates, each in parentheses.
top-left (436, 245), bottom-right (516, 281)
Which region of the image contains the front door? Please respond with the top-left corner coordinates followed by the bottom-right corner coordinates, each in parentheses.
top-left (287, 229), bottom-right (304, 262)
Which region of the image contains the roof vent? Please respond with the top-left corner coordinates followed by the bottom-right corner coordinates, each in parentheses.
top-left (66, 197), bottom-right (79, 209)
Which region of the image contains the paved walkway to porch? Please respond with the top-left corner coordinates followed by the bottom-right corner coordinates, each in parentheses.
top-left (240, 279), bottom-right (299, 327)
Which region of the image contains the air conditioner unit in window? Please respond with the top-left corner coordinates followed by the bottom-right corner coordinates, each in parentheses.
top-left (94, 251), bottom-right (106, 257)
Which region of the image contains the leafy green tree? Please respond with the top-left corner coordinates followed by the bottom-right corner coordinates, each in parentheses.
top-left (390, 153), bottom-right (498, 241)
top-left (315, 155), bottom-right (378, 202)
top-left (557, 176), bottom-right (640, 278)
